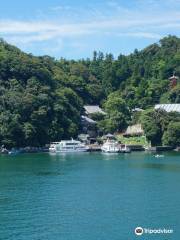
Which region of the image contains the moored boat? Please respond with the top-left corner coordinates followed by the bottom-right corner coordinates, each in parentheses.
top-left (0, 147), bottom-right (8, 154)
top-left (49, 139), bottom-right (89, 153)
top-left (101, 140), bottom-right (119, 153)
top-left (119, 144), bottom-right (131, 153)
top-left (49, 142), bottom-right (61, 152)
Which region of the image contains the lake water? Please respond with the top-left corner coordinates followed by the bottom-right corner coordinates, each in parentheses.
top-left (0, 152), bottom-right (180, 240)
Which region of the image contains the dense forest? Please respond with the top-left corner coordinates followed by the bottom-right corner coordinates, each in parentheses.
top-left (0, 35), bottom-right (180, 147)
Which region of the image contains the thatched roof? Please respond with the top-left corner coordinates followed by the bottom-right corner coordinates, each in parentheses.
top-left (124, 124), bottom-right (144, 136)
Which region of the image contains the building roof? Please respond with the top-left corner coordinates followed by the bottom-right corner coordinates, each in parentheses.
top-left (84, 105), bottom-right (106, 115)
top-left (169, 75), bottom-right (179, 80)
top-left (124, 124), bottom-right (144, 136)
top-left (81, 115), bottom-right (96, 124)
top-left (132, 108), bottom-right (144, 112)
top-left (155, 104), bottom-right (180, 113)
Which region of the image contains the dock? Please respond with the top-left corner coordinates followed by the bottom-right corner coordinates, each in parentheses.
top-left (88, 144), bottom-right (102, 152)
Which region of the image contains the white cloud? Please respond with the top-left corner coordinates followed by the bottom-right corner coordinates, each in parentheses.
top-left (117, 32), bottom-right (162, 39)
top-left (0, 0), bottom-right (180, 48)
top-left (106, 1), bottom-right (120, 7)
top-left (50, 5), bottom-right (71, 11)
top-left (0, 14), bottom-right (179, 42)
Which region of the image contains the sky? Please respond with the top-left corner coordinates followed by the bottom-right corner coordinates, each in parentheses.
top-left (0, 0), bottom-right (180, 59)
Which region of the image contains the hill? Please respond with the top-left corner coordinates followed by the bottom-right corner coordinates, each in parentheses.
top-left (0, 35), bottom-right (179, 147)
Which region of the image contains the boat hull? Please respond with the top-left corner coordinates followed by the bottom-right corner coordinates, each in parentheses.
top-left (55, 148), bottom-right (88, 153)
top-left (101, 150), bottom-right (119, 153)
top-left (101, 147), bottom-right (119, 153)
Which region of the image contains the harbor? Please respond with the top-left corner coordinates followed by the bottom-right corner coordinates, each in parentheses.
top-left (1, 134), bottom-right (180, 155)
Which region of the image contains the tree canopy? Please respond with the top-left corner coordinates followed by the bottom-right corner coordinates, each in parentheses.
top-left (141, 109), bottom-right (180, 146)
top-left (0, 35), bottom-right (180, 147)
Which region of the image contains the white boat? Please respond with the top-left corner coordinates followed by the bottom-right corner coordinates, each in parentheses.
top-left (119, 144), bottom-right (131, 153)
top-left (101, 140), bottom-right (119, 153)
top-left (49, 142), bottom-right (60, 152)
top-left (50, 139), bottom-right (89, 153)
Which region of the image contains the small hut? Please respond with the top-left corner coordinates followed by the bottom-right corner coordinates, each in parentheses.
top-left (102, 133), bottom-right (115, 140)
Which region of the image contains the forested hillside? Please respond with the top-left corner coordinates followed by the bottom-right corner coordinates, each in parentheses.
top-left (0, 35), bottom-right (180, 147)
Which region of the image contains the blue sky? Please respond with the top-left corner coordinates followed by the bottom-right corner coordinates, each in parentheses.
top-left (0, 0), bottom-right (180, 59)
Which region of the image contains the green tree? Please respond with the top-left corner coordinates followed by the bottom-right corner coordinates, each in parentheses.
top-left (162, 122), bottom-right (180, 147)
top-left (140, 109), bottom-right (164, 146)
top-left (99, 92), bottom-right (130, 133)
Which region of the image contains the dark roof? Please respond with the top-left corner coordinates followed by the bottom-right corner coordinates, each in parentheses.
top-left (84, 105), bottom-right (106, 115)
top-left (81, 115), bottom-right (96, 124)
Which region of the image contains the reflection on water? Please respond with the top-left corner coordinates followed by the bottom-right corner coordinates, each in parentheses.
top-left (0, 197), bottom-right (12, 204)
top-left (0, 152), bottom-right (180, 240)
top-left (130, 162), bottom-right (180, 172)
top-left (101, 152), bottom-right (120, 161)
top-left (35, 171), bottom-right (62, 176)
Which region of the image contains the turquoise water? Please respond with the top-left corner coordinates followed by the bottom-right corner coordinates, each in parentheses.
top-left (0, 152), bottom-right (180, 240)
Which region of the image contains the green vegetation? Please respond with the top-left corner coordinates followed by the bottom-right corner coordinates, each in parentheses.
top-left (0, 35), bottom-right (180, 147)
top-left (162, 122), bottom-right (180, 147)
top-left (116, 135), bottom-right (148, 146)
top-left (140, 109), bottom-right (180, 147)
top-left (98, 92), bottom-right (130, 133)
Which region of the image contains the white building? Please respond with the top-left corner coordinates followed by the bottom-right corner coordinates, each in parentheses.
top-left (155, 104), bottom-right (180, 113)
